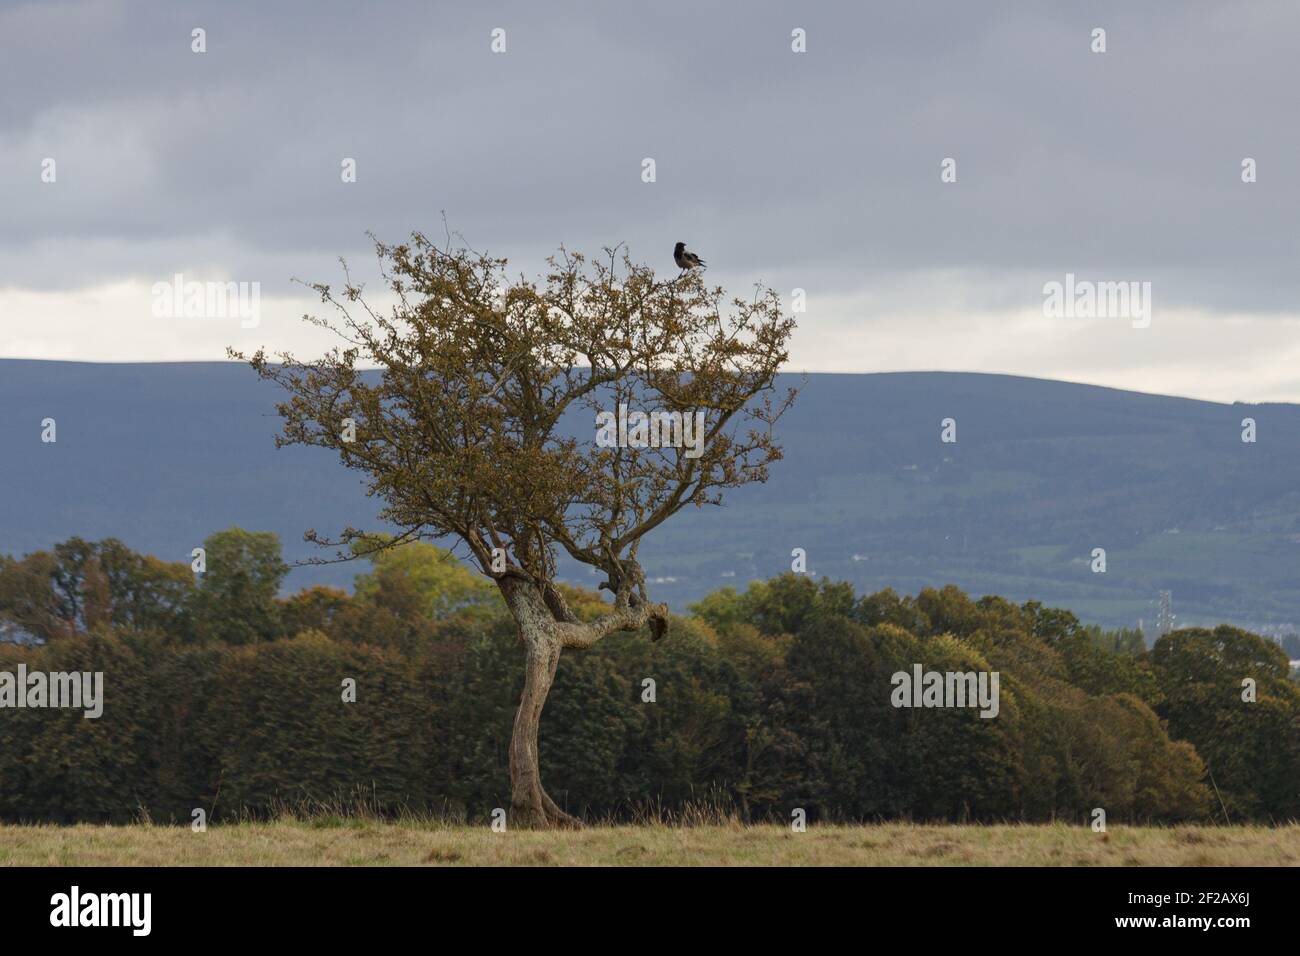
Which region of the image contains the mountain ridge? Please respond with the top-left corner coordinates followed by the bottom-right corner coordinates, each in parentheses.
top-left (2, 360), bottom-right (1297, 632)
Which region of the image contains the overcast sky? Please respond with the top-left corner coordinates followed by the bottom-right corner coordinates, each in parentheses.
top-left (2, 0), bottom-right (1299, 402)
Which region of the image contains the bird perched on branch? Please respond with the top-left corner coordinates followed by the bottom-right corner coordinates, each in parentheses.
top-left (673, 241), bottom-right (705, 271)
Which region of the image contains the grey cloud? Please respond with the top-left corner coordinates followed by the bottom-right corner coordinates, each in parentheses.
top-left (0, 0), bottom-right (1298, 314)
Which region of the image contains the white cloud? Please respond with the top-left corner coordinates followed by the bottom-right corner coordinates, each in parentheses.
top-left (0, 281), bottom-right (339, 362)
top-left (784, 272), bottom-right (1300, 403)
top-left (6, 272), bottom-right (1300, 404)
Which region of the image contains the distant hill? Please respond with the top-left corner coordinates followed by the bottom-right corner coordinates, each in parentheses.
top-left (2, 360), bottom-right (1298, 632)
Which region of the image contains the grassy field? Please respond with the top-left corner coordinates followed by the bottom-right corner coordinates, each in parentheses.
top-left (1, 821), bottom-right (1297, 866)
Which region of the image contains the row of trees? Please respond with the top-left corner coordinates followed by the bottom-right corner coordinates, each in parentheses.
top-left (2, 534), bottom-right (1295, 824)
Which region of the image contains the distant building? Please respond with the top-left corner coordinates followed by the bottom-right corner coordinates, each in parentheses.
top-left (1157, 591), bottom-right (1175, 636)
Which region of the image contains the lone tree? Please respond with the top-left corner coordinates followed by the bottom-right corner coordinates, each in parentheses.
top-left (236, 233), bottom-right (796, 827)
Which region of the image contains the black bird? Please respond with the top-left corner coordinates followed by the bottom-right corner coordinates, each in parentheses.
top-left (673, 241), bottom-right (705, 271)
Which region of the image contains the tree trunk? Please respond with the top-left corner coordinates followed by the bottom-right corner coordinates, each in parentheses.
top-left (500, 578), bottom-right (580, 829)
top-left (498, 574), bottom-right (669, 829)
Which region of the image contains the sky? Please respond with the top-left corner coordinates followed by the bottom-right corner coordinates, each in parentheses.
top-left (2, 0), bottom-right (1299, 402)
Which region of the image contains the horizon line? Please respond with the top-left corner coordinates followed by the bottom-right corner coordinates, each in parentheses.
top-left (0, 356), bottom-right (1285, 408)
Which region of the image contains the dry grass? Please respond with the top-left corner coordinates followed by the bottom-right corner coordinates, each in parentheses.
top-left (1, 821), bottom-right (1297, 866)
